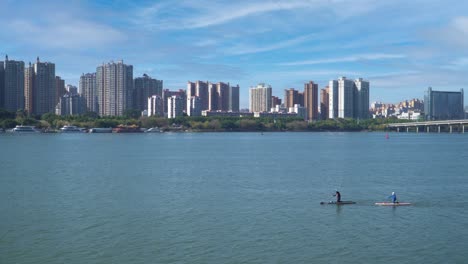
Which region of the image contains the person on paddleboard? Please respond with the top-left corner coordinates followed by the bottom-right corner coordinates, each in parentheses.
top-left (388, 192), bottom-right (398, 203)
top-left (333, 190), bottom-right (342, 203)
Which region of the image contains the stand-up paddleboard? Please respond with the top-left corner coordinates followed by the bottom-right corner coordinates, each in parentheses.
top-left (320, 201), bottom-right (356, 205)
top-left (375, 202), bottom-right (411, 206)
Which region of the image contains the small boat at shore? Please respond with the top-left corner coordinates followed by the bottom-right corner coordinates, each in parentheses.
top-left (60, 125), bottom-right (84, 133)
top-left (89, 128), bottom-right (113, 133)
top-left (10, 125), bottom-right (39, 133)
top-left (112, 125), bottom-right (143, 133)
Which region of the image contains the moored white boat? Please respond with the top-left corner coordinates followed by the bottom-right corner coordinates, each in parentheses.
top-left (10, 125), bottom-right (39, 133)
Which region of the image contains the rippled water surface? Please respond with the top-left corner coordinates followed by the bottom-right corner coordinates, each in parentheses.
top-left (1, 132), bottom-right (468, 263)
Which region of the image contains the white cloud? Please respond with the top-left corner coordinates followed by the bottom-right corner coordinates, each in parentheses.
top-left (225, 34), bottom-right (315, 55)
top-left (278, 53), bottom-right (406, 66)
top-left (8, 19), bottom-right (125, 50)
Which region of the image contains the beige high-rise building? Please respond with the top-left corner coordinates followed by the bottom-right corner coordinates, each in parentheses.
top-left (26, 57), bottom-right (56, 116)
top-left (304, 81), bottom-right (318, 121)
top-left (284, 88), bottom-right (304, 108)
top-left (80, 73), bottom-right (97, 113)
top-left (96, 60), bottom-right (133, 116)
top-left (249, 83), bottom-right (272, 112)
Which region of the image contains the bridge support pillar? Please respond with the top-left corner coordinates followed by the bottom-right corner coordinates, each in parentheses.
top-left (438, 126), bottom-right (441, 133)
top-left (450, 126), bottom-right (453, 133)
top-left (406, 127), bottom-right (409, 133)
top-left (397, 127), bottom-right (400, 133)
top-left (427, 126), bottom-right (430, 133)
top-left (463, 125), bottom-right (465, 134)
top-left (416, 127), bottom-right (419, 133)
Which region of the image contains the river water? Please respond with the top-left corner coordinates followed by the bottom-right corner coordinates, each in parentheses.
top-left (1, 132), bottom-right (467, 263)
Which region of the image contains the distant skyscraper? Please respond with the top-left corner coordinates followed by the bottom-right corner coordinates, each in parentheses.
top-left (163, 89), bottom-right (186, 115)
top-left (148, 95), bottom-right (164, 117)
top-left (0, 55), bottom-right (24, 111)
top-left (187, 96), bottom-right (202, 116)
top-left (66, 84), bottom-right (78, 95)
top-left (424, 87), bottom-right (464, 120)
top-left (354, 78), bottom-right (370, 119)
top-left (134, 74), bottom-right (163, 112)
top-left (187, 81), bottom-right (209, 111)
top-left (250, 83), bottom-right (272, 112)
top-left (329, 77), bottom-right (370, 119)
top-left (55, 76), bottom-right (66, 104)
top-left (328, 80), bottom-right (338, 118)
top-left (271, 96), bottom-right (282, 109)
top-left (304, 81), bottom-right (318, 121)
top-left (55, 93), bottom-right (85, 116)
top-left (32, 57), bottom-right (56, 116)
top-left (284, 88), bottom-right (303, 109)
top-left (208, 82), bottom-right (218, 111)
top-left (24, 63), bottom-right (34, 114)
top-left (96, 60), bottom-right (133, 116)
top-left (320, 87), bottom-right (329, 120)
top-left (80, 73), bottom-right (98, 113)
top-left (229, 84), bottom-right (240, 112)
top-left (0, 61), bottom-right (4, 109)
top-left (167, 95), bottom-right (184, 118)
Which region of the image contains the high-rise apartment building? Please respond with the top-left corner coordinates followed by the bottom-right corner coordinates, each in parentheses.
top-left (271, 96), bottom-right (282, 108)
top-left (167, 95), bottom-right (184, 118)
top-left (96, 60), bottom-right (133, 116)
top-left (329, 77), bottom-right (369, 119)
top-left (354, 78), bottom-right (370, 119)
top-left (66, 84), bottom-right (78, 95)
top-left (148, 95), bottom-right (164, 117)
top-left (187, 96), bottom-right (202, 116)
top-left (0, 61), bottom-right (4, 108)
top-left (0, 55), bottom-right (25, 111)
top-left (55, 93), bottom-right (85, 116)
top-left (55, 76), bottom-right (66, 104)
top-left (24, 63), bottom-right (34, 114)
top-left (249, 83), bottom-right (272, 112)
top-left (31, 57), bottom-right (56, 116)
top-left (80, 73), bottom-right (98, 113)
top-left (163, 89), bottom-right (186, 115)
top-left (229, 84), bottom-right (240, 112)
top-left (320, 87), bottom-right (329, 120)
top-left (424, 87), bottom-right (464, 120)
top-left (187, 81), bottom-right (209, 111)
top-left (284, 88), bottom-right (304, 108)
top-left (134, 74), bottom-right (163, 112)
top-left (304, 81), bottom-right (318, 121)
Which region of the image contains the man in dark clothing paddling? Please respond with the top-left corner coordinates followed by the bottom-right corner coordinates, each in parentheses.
top-left (333, 190), bottom-right (341, 203)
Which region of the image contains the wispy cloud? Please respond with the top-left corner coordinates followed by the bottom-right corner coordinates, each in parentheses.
top-left (7, 19), bottom-right (125, 50)
top-left (225, 34), bottom-right (314, 55)
top-left (185, 1), bottom-right (314, 29)
top-left (277, 53), bottom-right (406, 66)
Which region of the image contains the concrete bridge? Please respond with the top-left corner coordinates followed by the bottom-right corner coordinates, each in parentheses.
top-left (387, 119), bottom-right (468, 133)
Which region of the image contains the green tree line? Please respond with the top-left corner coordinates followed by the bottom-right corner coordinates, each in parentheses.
top-left (0, 108), bottom-right (412, 132)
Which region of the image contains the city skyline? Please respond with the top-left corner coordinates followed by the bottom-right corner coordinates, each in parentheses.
top-left (1, 1), bottom-right (468, 108)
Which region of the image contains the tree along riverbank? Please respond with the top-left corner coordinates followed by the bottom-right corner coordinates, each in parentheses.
top-left (0, 109), bottom-right (413, 132)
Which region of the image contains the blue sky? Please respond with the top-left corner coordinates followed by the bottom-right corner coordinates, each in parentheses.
top-left (1, 0), bottom-right (468, 108)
